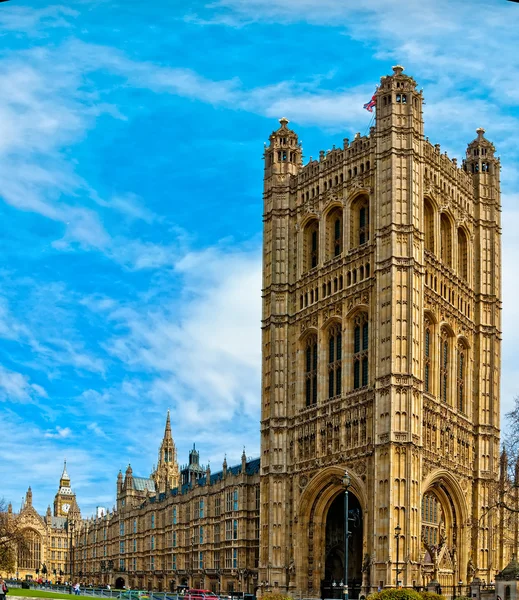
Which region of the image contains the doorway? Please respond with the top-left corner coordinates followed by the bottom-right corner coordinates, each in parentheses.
top-left (322, 492), bottom-right (363, 599)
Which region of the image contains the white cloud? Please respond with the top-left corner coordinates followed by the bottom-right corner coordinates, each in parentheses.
top-left (0, 5), bottom-right (78, 35)
top-left (0, 365), bottom-right (47, 403)
top-left (87, 422), bottom-right (107, 438)
top-left (100, 246), bottom-right (262, 426)
top-left (44, 426), bottom-right (72, 439)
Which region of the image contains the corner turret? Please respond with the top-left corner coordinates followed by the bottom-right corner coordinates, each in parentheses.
top-left (264, 117), bottom-right (302, 184)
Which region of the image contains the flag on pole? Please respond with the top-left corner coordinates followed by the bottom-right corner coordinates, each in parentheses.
top-left (363, 92), bottom-right (377, 113)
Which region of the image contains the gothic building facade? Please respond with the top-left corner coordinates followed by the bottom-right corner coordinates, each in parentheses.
top-left (74, 414), bottom-right (260, 593)
top-left (4, 463), bottom-right (81, 581)
top-left (3, 66), bottom-right (511, 597)
top-left (259, 65), bottom-right (503, 597)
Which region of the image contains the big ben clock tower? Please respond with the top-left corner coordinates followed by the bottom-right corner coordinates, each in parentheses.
top-left (54, 460), bottom-right (77, 517)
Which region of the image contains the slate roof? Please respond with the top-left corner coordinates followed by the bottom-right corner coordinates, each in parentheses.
top-left (143, 458), bottom-right (260, 507)
top-left (132, 477), bottom-right (156, 493)
top-left (51, 516), bottom-right (68, 529)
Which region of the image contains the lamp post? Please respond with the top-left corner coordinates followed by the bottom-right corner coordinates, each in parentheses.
top-left (457, 580), bottom-right (463, 600)
top-left (342, 471), bottom-right (351, 600)
top-left (68, 520), bottom-right (75, 582)
top-left (394, 525), bottom-right (401, 587)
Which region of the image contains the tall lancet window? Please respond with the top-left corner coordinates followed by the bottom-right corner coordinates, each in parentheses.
top-left (457, 342), bottom-right (466, 413)
top-left (359, 204), bottom-right (369, 245)
top-left (327, 324), bottom-right (342, 398)
top-left (424, 199), bottom-right (435, 253)
top-left (424, 320), bottom-right (432, 393)
top-left (440, 213), bottom-right (452, 266)
top-left (353, 313), bottom-right (369, 389)
top-left (304, 220), bottom-right (320, 271)
top-left (439, 328), bottom-right (449, 403)
top-left (305, 334), bottom-right (318, 407)
top-left (334, 217), bottom-right (342, 256)
top-left (458, 228), bottom-right (468, 280)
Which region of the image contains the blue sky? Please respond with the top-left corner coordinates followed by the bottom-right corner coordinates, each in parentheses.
top-left (1, 0), bottom-right (518, 516)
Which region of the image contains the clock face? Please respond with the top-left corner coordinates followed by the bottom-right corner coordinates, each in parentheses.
top-left (62, 503), bottom-right (71, 513)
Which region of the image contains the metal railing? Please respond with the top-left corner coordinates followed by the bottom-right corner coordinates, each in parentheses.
top-left (5, 582), bottom-right (186, 600)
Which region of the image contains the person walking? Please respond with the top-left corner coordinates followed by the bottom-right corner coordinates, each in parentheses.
top-left (0, 577), bottom-right (8, 600)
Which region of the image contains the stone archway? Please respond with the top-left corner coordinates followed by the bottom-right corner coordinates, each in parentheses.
top-left (420, 471), bottom-right (468, 589)
top-left (296, 466), bottom-right (368, 598)
top-left (322, 492), bottom-right (363, 599)
top-left (115, 577), bottom-right (126, 590)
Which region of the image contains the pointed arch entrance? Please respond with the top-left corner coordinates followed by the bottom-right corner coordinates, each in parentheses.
top-left (296, 467), bottom-right (368, 599)
top-left (322, 492), bottom-right (363, 599)
top-left (420, 473), bottom-right (468, 589)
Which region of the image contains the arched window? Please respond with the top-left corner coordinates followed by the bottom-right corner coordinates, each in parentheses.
top-left (440, 213), bottom-right (452, 266)
top-left (304, 220), bottom-right (319, 271)
top-left (458, 228), bottom-right (468, 280)
top-left (424, 199), bottom-right (435, 252)
top-left (18, 529), bottom-right (42, 569)
top-left (305, 334), bottom-right (318, 407)
top-left (353, 313), bottom-right (369, 389)
top-left (334, 217), bottom-right (342, 256)
top-left (439, 328), bottom-right (450, 403)
top-left (351, 196), bottom-right (370, 248)
top-left (457, 342), bottom-right (466, 413)
top-left (359, 204), bottom-right (369, 245)
top-left (424, 319), bottom-right (432, 393)
top-left (326, 208), bottom-right (343, 259)
top-left (327, 324), bottom-right (342, 399)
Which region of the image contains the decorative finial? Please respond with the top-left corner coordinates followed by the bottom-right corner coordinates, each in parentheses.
top-left (476, 127), bottom-right (485, 139)
top-left (279, 117), bottom-right (289, 128)
top-left (392, 65), bottom-right (404, 75)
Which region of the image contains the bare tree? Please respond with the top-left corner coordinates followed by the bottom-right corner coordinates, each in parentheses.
top-left (0, 499), bottom-right (30, 575)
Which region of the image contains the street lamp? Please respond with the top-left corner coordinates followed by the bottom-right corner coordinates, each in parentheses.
top-left (68, 520), bottom-right (75, 581)
top-left (458, 580), bottom-right (463, 600)
top-left (394, 525), bottom-right (402, 587)
top-left (342, 471), bottom-right (351, 600)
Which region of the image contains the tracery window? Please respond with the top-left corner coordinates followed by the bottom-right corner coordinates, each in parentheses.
top-left (457, 342), bottom-right (466, 413)
top-left (424, 320), bottom-right (431, 393)
top-left (305, 334), bottom-right (318, 406)
top-left (439, 328), bottom-right (449, 403)
top-left (421, 492), bottom-right (442, 547)
top-left (18, 530), bottom-right (41, 570)
top-left (353, 313), bottom-right (369, 389)
top-left (327, 324), bottom-right (342, 399)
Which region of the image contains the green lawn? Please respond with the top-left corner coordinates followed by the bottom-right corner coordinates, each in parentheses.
top-left (8, 589), bottom-right (82, 599)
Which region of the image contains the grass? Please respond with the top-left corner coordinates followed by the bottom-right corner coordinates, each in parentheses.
top-left (7, 589), bottom-right (81, 599)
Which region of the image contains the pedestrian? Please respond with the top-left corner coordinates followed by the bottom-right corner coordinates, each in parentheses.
top-left (73, 582), bottom-right (80, 596)
top-left (0, 577), bottom-right (8, 600)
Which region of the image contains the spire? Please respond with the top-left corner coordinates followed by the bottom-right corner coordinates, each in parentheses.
top-left (26, 486), bottom-right (33, 507)
top-left (62, 459), bottom-right (70, 482)
top-left (165, 409), bottom-right (172, 436)
top-left (241, 447), bottom-right (247, 472)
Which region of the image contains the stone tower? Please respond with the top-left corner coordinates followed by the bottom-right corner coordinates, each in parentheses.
top-left (54, 460), bottom-right (77, 517)
top-left (259, 67), bottom-right (502, 597)
top-left (152, 410), bottom-right (180, 493)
